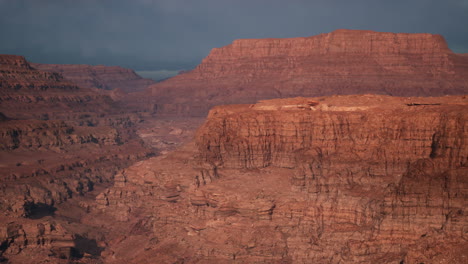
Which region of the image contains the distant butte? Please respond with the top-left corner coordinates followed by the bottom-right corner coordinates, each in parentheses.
top-left (0, 55), bottom-right (113, 120)
top-left (150, 29), bottom-right (468, 116)
top-left (32, 63), bottom-right (155, 93)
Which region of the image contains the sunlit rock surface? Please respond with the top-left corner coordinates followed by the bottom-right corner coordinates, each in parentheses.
top-left (150, 30), bottom-right (468, 116)
top-left (97, 95), bottom-right (467, 263)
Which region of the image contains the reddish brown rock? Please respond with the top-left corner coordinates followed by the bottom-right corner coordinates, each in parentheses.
top-left (150, 29), bottom-right (468, 116)
top-left (0, 55), bottom-right (77, 92)
top-left (197, 95), bottom-right (467, 170)
top-left (0, 55), bottom-right (118, 121)
top-left (94, 95), bottom-right (467, 263)
top-left (0, 219), bottom-right (77, 261)
top-left (0, 54), bottom-right (155, 262)
top-left (32, 63), bottom-right (155, 93)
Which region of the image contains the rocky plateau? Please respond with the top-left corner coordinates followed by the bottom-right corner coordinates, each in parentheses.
top-left (150, 29), bottom-right (468, 116)
top-left (94, 95), bottom-right (467, 263)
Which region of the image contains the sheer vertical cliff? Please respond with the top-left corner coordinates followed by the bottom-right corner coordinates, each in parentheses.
top-left (150, 30), bottom-right (468, 116)
top-left (96, 95), bottom-right (467, 263)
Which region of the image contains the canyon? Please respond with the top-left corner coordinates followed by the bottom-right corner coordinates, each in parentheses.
top-left (150, 29), bottom-right (468, 116)
top-left (0, 54), bottom-right (156, 262)
top-left (1, 29), bottom-right (468, 263)
top-left (95, 95), bottom-right (467, 263)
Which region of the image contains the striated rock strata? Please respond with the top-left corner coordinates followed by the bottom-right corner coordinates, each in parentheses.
top-left (32, 63), bottom-right (155, 93)
top-left (95, 94), bottom-right (467, 263)
top-left (0, 54), bottom-right (154, 263)
top-left (0, 55), bottom-right (117, 121)
top-left (150, 29), bottom-right (468, 116)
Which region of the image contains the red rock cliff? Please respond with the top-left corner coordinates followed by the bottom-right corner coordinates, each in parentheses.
top-left (197, 95), bottom-right (467, 170)
top-left (95, 95), bottom-right (467, 263)
top-left (0, 54), bottom-right (154, 262)
top-left (150, 29), bottom-right (468, 116)
top-left (31, 63), bottom-right (155, 93)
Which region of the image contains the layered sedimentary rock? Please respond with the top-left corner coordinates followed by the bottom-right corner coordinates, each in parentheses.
top-left (0, 220), bottom-right (76, 261)
top-left (0, 54), bottom-right (154, 263)
top-left (197, 95), bottom-right (466, 170)
top-left (32, 63), bottom-right (155, 93)
top-left (0, 55), bottom-right (118, 121)
top-left (150, 29), bottom-right (468, 116)
top-left (95, 95), bottom-right (467, 263)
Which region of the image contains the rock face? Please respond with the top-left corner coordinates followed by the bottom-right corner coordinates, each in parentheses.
top-left (197, 96), bottom-right (466, 170)
top-left (96, 95), bottom-right (467, 263)
top-left (0, 55), bottom-right (118, 121)
top-left (32, 63), bottom-right (155, 93)
top-left (0, 54), bottom-right (154, 262)
top-left (150, 29), bottom-right (468, 116)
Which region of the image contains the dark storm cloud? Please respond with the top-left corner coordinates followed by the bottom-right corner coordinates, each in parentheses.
top-left (0, 0), bottom-right (467, 72)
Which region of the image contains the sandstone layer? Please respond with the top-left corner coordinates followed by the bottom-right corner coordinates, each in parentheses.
top-left (0, 55), bottom-right (118, 121)
top-left (32, 63), bottom-right (155, 93)
top-left (0, 54), bottom-right (155, 262)
top-left (150, 29), bottom-right (468, 116)
top-left (95, 95), bottom-right (467, 263)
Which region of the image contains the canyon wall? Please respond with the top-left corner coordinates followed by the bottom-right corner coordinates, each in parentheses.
top-left (95, 95), bottom-right (467, 263)
top-left (0, 54), bottom-right (153, 214)
top-left (32, 63), bottom-right (155, 93)
top-left (150, 29), bottom-right (468, 116)
top-left (0, 55), bottom-right (119, 121)
top-left (0, 54), bottom-right (154, 262)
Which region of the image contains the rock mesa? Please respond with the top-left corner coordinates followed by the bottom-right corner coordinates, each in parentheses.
top-left (150, 29), bottom-right (468, 116)
top-left (97, 95), bottom-right (467, 263)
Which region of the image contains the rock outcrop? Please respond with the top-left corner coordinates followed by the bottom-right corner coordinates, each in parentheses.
top-left (0, 219), bottom-right (77, 261)
top-left (0, 55), bottom-right (118, 121)
top-left (0, 54), bottom-right (154, 262)
top-left (32, 63), bottom-right (155, 93)
top-left (95, 95), bottom-right (467, 263)
top-left (150, 29), bottom-right (468, 116)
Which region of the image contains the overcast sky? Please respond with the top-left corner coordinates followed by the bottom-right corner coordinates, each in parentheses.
top-left (1, 0), bottom-right (467, 78)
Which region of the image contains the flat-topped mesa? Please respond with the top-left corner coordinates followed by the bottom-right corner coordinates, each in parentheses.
top-left (32, 63), bottom-right (155, 93)
top-left (150, 29), bottom-right (468, 117)
top-left (196, 95), bottom-right (468, 169)
top-left (96, 94), bottom-right (467, 263)
top-left (205, 29), bottom-right (451, 59)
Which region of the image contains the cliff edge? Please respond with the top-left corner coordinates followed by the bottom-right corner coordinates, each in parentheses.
top-left (150, 29), bottom-right (468, 116)
top-left (95, 94), bottom-right (467, 263)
